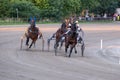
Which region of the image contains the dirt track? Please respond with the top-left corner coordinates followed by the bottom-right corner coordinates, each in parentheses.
top-left (0, 23), bottom-right (120, 80)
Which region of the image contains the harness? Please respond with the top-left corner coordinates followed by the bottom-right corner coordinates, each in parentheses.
top-left (28, 27), bottom-right (39, 34)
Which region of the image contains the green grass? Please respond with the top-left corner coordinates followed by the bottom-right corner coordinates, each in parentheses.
top-left (0, 22), bottom-right (27, 25)
top-left (0, 21), bottom-right (60, 25)
top-left (0, 20), bottom-right (114, 25)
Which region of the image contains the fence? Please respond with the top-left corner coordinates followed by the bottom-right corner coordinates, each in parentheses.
top-left (0, 17), bottom-right (117, 24)
top-left (79, 17), bottom-right (113, 21)
top-left (0, 17), bottom-right (61, 24)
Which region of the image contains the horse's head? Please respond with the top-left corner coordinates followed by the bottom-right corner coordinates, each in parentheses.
top-left (65, 19), bottom-right (70, 28)
top-left (68, 23), bottom-right (77, 38)
top-left (30, 19), bottom-right (35, 28)
top-left (71, 23), bottom-right (77, 32)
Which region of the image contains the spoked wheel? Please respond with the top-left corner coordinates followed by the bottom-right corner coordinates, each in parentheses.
top-left (81, 42), bottom-right (85, 57)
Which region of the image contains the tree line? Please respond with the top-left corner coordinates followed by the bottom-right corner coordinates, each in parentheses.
top-left (0, 0), bottom-right (120, 21)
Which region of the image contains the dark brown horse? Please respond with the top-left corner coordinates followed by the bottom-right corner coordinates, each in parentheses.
top-left (65, 23), bottom-right (85, 57)
top-left (65, 30), bottom-right (78, 57)
top-left (20, 20), bottom-right (44, 50)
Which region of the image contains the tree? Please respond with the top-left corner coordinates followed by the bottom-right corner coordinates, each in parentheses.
top-left (61, 0), bottom-right (81, 17)
top-left (93, 0), bottom-right (118, 16)
top-left (46, 0), bottom-right (81, 20)
top-left (0, 0), bottom-right (11, 17)
top-left (81, 0), bottom-right (99, 10)
top-left (1, 0), bottom-right (120, 20)
top-left (31, 0), bottom-right (49, 9)
top-left (10, 1), bottom-right (40, 18)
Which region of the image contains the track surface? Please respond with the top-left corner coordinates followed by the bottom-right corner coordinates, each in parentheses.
top-left (0, 22), bottom-right (120, 80)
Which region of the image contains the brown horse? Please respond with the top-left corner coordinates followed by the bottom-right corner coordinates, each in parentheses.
top-left (47, 19), bottom-right (70, 52)
top-left (65, 23), bottom-right (85, 57)
top-left (65, 30), bottom-right (78, 57)
top-left (20, 21), bottom-right (44, 50)
top-left (54, 28), bottom-right (64, 55)
top-left (54, 19), bottom-right (70, 55)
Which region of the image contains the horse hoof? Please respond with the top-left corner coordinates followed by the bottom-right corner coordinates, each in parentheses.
top-left (68, 55), bottom-right (71, 58)
top-left (75, 51), bottom-right (77, 54)
top-left (81, 55), bottom-right (84, 57)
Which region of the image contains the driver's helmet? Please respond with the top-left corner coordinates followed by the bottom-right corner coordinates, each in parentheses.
top-left (68, 23), bottom-right (71, 27)
top-left (75, 20), bottom-right (78, 23)
top-left (30, 19), bottom-right (35, 27)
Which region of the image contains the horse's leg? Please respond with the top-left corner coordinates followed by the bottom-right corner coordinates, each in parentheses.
top-left (54, 41), bottom-right (58, 56)
top-left (69, 43), bottom-right (76, 57)
top-left (26, 37), bottom-right (29, 46)
top-left (54, 40), bottom-right (59, 49)
top-left (59, 39), bottom-right (64, 50)
top-left (65, 46), bottom-right (67, 53)
top-left (65, 42), bottom-right (69, 53)
top-left (68, 45), bottom-right (74, 57)
top-left (74, 46), bottom-right (77, 54)
top-left (29, 41), bottom-right (34, 48)
top-left (65, 43), bottom-right (69, 57)
top-left (33, 42), bottom-right (36, 48)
